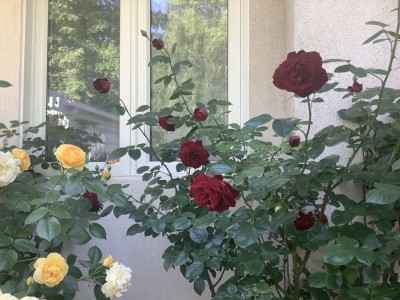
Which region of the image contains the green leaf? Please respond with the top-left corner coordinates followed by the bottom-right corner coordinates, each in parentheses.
top-left (0, 249), bottom-right (18, 271)
top-left (366, 21), bottom-right (389, 27)
top-left (193, 278), bottom-right (206, 296)
top-left (227, 223), bottom-right (259, 248)
top-left (173, 217), bottom-right (192, 231)
top-left (366, 183), bottom-right (400, 205)
top-left (88, 246), bottom-right (103, 264)
top-left (89, 223), bottom-right (107, 240)
top-left (136, 105), bottom-right (150, 112)
top-left (14, 239), bottom-right (37, 253)
top-left (25, 207), bottom-right (49, 225)
top-left (36, 217), bottom-right (61, 241)
top-left (363, 30), bottom-right (385, 45)
top-left (185, 260), bottom-right (204, 281)
top-left (189, 228), bottom-right (209, 244)
top-left (272, 118), bottom-right (296, 137)
top-left (392, 159), bottom-right (400, 171)
top-left (0, 80), bottom-right (11, 88)
top-left (128, 148), bottom-right (141, 160)
top-left (244, 114), bottom-right (273, 129)
top-left (309, 272), bottom-right (327, 288)
top-left (127, 224), bottom-right (144, 236)
top-left (109, 147), bottom-right (128, 160)
top-left (335, 64), bottom-right (352, 73)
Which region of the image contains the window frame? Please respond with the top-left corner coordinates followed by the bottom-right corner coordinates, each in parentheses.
top-left (22, 0), bottom-right (250, 178)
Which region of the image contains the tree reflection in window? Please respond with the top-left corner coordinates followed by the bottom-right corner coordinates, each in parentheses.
top-left (46, 0), bottom-right (120, 162)
top-left (150, 0), bottom-right (229, 151)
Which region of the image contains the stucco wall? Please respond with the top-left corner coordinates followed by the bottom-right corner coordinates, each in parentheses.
top-left (1, 1), bottom-right (399, 299)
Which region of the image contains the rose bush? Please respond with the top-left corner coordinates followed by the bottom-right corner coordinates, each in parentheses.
top-left (0, 107), bottom-right (131, 299)
top-left (106, 5), bottom-right (400, 300)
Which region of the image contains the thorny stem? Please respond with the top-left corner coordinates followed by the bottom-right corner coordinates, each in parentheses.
top-left (118, 98), bottom-right (176, 183)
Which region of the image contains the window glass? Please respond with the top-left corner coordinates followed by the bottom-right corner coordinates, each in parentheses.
top-left (46, 0), bottom-right (120, 161)
top-left (150, 0), bottom-right (229, 149)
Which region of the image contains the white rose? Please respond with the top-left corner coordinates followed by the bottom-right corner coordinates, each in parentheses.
top-left (21, 297), bottom-right (41, 300)
top-left (101, 262), bottom-right (132, 299)
top-left (0, 151), bottom-right (20, 187)
top-left (0, 293), bottom-right (18, 300)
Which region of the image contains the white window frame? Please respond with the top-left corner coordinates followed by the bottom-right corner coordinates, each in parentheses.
top-left (22, 0), bottom-right (250, 178)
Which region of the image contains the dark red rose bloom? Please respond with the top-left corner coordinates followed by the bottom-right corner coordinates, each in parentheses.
top-left (348, 80), bottom-right (363, 93)
top-left (158, 116), bottom-right (175, 132)
top-left (179, 140), bottom-right (209, 168)
top-left (193, 106), bottom-right (208, 122)
top-left (83, 192), bottom-right (103, 212)
top-left (294, 212), bottom-right (315, 231)
top-left (190, 174), bottom-right (239, 212)
top-left (93, 78), bottom-right (111, 94)
top-left (273, 50), bottom-right (328, 97)
top-left (289, 135), bottom-right (301, 147)
top-left (152, 38), bottom-right (165, 50)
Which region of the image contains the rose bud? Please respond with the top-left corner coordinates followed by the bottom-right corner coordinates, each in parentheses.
top-left (83, 191), bottom-right (103, 212)
top-left (348, 80), bottom-right (363, 93)
top-left (273, 50), bottom-right (328, 97)
top-left (193, 106), bottom-right (208, 122)
top-left (152, 38), bottom-right (165, 50)
top-left (93, 78), bottom-right (111, 94)
top-left (158, 115), bottom-right (175, 132)
top-left (289, 135), bottom-right (301, 147)
top-left (294, 212), bottom-right (315, 231)
top-left (179, 140), bottom-right (209, 168)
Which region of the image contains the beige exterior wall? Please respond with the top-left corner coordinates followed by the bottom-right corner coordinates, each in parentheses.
top-left (0, 1), bottom-right (399, 299)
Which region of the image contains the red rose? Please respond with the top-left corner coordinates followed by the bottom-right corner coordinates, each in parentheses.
top-left (93, 78), bottom-right (111, 94)
top-left (348, 80), bottom-right (363, 93)
top-left (152, 38), bottom-right (165, 50)
top-left (273, 50), bottom-right (328, 97)
top-left (159, 116), bottom-right (175, 132)
top-left (289, 135), bottom-right (301, 147)
top-left (190, 174), bottom-right (239, 212)
top-left (193, 106), bottom-right (208, 122)
top-left (179, 140), bottom-right (209, 168)
top-left (294, 212), bottom-right (315, 231)
top-left (83, 192), bottom-right (103, 212)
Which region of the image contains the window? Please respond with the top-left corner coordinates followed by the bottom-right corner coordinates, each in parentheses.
top-left (23, 0), bottom-right (249, 176)
top-left (46, 0), bottom-right (121, 162)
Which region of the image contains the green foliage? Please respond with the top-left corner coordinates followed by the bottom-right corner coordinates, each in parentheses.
top-left (117, 7), bottom-right (400, 300)
top-left (0, 122), bottom-right (128, 300)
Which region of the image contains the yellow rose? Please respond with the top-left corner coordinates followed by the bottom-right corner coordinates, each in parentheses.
top-left (54, 144), bottom-right (86, 170)
top-left (103, 255), bottom-right (114, 268)
top-left (33, 253), bottom-right (69, 287)
top-left (101, 168), bottom-right (111, 181)
top-left (11, 148), bottom-right (31, 171)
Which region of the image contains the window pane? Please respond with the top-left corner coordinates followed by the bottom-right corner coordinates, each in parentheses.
top-left (46, 0), bottom-right (120, 162)
top-left (150, 0), bottom-right (228, 149)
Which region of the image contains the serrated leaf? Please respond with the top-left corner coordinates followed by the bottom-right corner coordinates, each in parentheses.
top-left (25, 207), bottom-right (49, 225)
top-left (89, 223), bottom-right (107, 240)
top-left (36, 217), bottom-right (61, 241)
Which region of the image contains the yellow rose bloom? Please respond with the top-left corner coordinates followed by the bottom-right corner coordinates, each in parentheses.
top-left (11, 148), bottom-right (31, 171)
top-left (101, 168), bottom-right (111, 181)
top-left (54, 144), bottom-right (86, 170)
top-left (33, 253), bottom-right (69, 288)
top-left (103, 255), bottom-right (114, 268)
